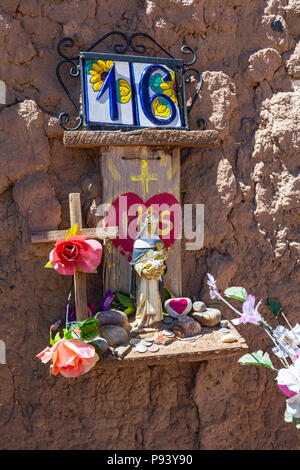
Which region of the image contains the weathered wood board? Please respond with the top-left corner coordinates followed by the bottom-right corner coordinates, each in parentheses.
top-left (99, 323), bottom-right (248, 368)
top-left (101, 146), bottom-right (182, 296)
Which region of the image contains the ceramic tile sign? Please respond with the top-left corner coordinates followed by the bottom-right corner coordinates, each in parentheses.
top-left (80, 52), bottom-right (186, 130)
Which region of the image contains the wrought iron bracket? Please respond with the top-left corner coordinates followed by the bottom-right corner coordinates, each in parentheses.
top-left (56, 31), bottom-right (205, 131)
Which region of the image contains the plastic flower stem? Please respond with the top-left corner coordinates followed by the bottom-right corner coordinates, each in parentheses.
top-left (215, 290), bottom-right (292, 366)
top-left (262, 326), bottom-right (289, 367)
top-left (281, 311), bottom-right (299, 343)
top-left (215, 292), bottom-right (243, 317)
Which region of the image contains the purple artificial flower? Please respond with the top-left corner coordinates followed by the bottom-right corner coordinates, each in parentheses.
top-left (99, 290), bottom-right (115, 311)
top-left (207, 273), bottom-right (219, 299)
top-left (232, 294), bottom-right (262, 326)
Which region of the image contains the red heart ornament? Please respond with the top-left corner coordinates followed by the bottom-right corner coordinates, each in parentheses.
top-left (169, 299), bottom-right (188, 314)
top-left (105, 192), bottom-right (180, 260)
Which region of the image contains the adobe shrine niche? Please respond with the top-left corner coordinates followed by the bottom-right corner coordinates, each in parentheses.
top-left (34, 31), bottom-right (247, 375)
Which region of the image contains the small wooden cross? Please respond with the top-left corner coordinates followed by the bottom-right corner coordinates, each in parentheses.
top-left (31, 192), bottom-right (118, 321)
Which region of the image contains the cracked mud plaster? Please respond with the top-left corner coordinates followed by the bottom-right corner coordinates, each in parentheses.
top-left (0, 0), bottom-right (300, 450)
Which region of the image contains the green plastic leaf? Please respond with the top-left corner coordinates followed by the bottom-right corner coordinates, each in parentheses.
top-left (267, 298), bottom-right (282, 318)
top-left (149, 73), bottom-right (163, 93)
top-left (44, 260), bottom-right (53, 268)
top-left (238, 350), bottom-right (275, 370)
top-left (78, 318), bottom-right (99, 341)
top-left (123, 304), bottom-right (136, 315)
top-left (224, 286), bottom-right (247, 302)
top-left (63, 329), bottom-right (73, 340)
top-left (115, 291), bottom-right (132, 308)
top-left (65, 224), bottom-right (80, 239)
top-left (50, 331), bottom-right (61, 346)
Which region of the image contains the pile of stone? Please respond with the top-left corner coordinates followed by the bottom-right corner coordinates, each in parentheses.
top-left (91, 310), bottom-right (132, 358)
top-left (164, 297), bottom-right (238, 343)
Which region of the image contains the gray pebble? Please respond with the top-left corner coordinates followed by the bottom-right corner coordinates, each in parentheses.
top-left (141, 339), bottom-right (153, 347)
top-left (87, 337), bottom-right (109, 354)
top-left (193, 301), bottom-right (206, 312)
top-left (163, 316), bottom-right (173, 324)
top-left (130, 338), bottom-right (141, 346)
top-left (100, 324), bottom-right (129, 347)
top-left (162, 330), bottom-right (175, 338)
top-left (143, 337), bottom-right (155, 343)
top-left (148, 344), bottom-right (159, 353)
top-left (136, 344), bottom-right (148, 353)
top-left (219, 327), bottom-right (230, 333)
top-left (113, 344), bottom-right (131, 358)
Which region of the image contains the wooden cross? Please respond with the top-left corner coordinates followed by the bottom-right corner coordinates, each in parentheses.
top-left (31, 192), bottom-right (118, 321)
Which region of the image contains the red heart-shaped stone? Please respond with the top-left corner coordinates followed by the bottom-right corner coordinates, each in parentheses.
top-left (169, 299), bottom-right (188, 314)
top-left (105, 192), bottom-right (179, 260)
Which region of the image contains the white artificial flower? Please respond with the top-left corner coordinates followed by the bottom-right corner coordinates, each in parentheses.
top-left (272, 343), bottom-right (300, 360)
top-left (276, 357), bottom-right (300, 393)
top-left (273, 324), bottom-right (300, 347)
top-left (286, 393), bottom-right (300, 418)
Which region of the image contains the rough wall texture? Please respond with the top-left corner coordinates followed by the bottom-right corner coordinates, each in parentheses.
top-left (0, 0), bottom-right (300, 450)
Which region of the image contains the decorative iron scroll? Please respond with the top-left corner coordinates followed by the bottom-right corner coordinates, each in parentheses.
top-left (56, 31), bottom-right (205, 131)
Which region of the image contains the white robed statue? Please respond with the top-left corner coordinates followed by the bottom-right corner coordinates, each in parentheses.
top-left (130, 211), bottom-right (167, 328)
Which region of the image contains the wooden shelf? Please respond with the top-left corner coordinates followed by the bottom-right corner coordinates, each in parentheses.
top-left (63, 129), bottom-right (219, 148)
top-left (98, 323), bottom-right (248, 369)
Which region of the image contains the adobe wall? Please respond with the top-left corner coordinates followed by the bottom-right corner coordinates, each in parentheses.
top-left (0, 0), bottom-right (299, 449)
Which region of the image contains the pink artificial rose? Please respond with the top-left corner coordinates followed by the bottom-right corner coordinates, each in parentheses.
top-left (277, 384), bottom-right (298, 398)
top-left (49, 235), bottom-right (102, 275)
top-left (37, 338), bottom-right (99, 378)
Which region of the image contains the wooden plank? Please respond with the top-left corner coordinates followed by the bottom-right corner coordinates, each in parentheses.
top-left (64, 129), bottom-right (219, 148)
top-left (69, 193), bottom-right (88, 321)
top-left (98, 324), bottom-right (248, 368)
top-left (31, 226), bottom-right (118, 244)
top-left (101, 146), bottom-right (181, 295)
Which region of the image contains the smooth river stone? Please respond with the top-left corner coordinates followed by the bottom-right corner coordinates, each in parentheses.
top-left (163, 316), bottom-right (173, 324)
top-left (130, 338), bottom-right (141, 346)
top-left (113, 344), bottom-right (132, 358)
top-left (192, 308), bottom-right (221, 327)
top-left (148, 344), bottom-right (159, 353)
top-left (100, 325), bottom-right (129, 347)
top-left (87, 337), bottom-right (109, 354)
top-left (178, 317), bottom-right (201, 338)
top-left (221, 333), bottom-right (238, 343)
top-left (193, 301), bottom-right (206, 312)
top-left (95, 310), bottom-right (129, 329)
top-left (219, 327), bottom-right (229, 333)
top-left (165, 298), bottom-right (192, 319)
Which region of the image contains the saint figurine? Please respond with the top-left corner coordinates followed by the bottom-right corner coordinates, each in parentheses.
top-left (130, 211), bottom-right (167, 328)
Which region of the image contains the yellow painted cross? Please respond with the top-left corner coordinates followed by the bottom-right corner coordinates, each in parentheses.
top-left (130, 159), bottom-right (158, 199)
